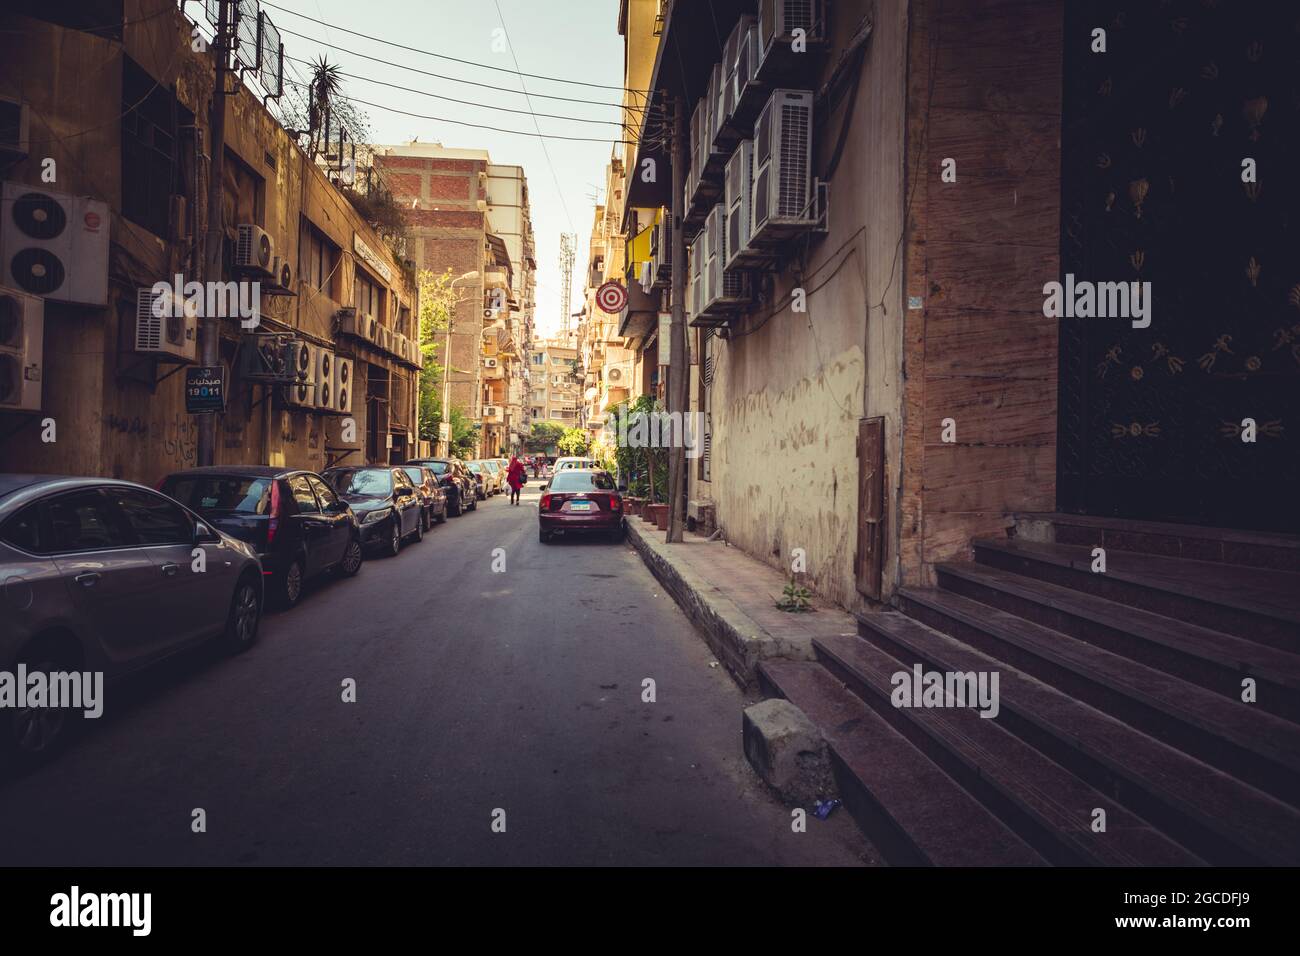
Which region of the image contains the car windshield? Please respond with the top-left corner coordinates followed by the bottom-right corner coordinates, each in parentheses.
top-left (467, 462), bottom-right (484, 472)
top-left (166, 475), bottom-right (271, 514)
top-left (400, 467), bottom-right (425, 485)
top-left (424, 461), bottom-right (449, 475)
top-left (549, 471), bottom-right (615, 492)
top-left (486, 462), bottom-right (501, 472)
top-left (331, 470), bottom-right (392, 496)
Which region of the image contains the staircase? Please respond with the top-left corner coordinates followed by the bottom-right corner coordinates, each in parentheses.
top-left (759, 514), bottom-right (1300, 866)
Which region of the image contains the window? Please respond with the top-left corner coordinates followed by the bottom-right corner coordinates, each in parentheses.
top-left (288, 475), bottom-right (320, 514)
top-left (164, 475), bottom-right (270, 514)
top-left (121, 57), bottom-right (186, 238)
top-left (109, 488), bottom-right (193, 545)
top-left (549, 471), bottom-right (614, 492)
top-left (1, 505), bottom-right (42, 553)
top-left (393, 470), bottom-right (415, 492)
top-left (306, 475), bottom-right (339, 510)
top-left (44, 490), bottom-right (130, 553)
top-left (299, 222), bottom-right (336, 293)
top-left (355, 269), bottom-right (382, 319)
top-left (330, 469), bottom-right (392, 496)
top-left (532, 354), bottom-right (544, 365)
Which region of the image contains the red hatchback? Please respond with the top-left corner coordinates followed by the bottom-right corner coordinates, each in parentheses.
top-left (538, 469), bottom-right (624, 543)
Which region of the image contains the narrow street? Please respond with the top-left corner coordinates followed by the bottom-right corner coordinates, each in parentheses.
top-left (0, 486), bottom-right (869, 867)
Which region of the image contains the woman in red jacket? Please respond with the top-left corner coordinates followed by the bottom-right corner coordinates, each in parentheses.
top-left (506, 455), bottom-right (527, 505)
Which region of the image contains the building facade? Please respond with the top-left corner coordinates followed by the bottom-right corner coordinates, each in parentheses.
top-left (1, 1), bottom-right (419, 482)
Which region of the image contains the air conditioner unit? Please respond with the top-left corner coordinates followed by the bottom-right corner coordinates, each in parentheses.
top-left (756, 0), bottom-right (827, 82)
top-left (0, 97), bottom-right (31, 161)
top-left (285, 379), bottom-right (315, 406)
top-left (731, 16), bottom-right (766, 127)
top-left (334, 357), bottom-right (353, 414)
top-left (484, 357), bottom-right (498, 368)
top-left (380, 327), bottom-right (394, 354)
top-left (1, 183), bottom-right (109, 306)
top-left (291, 341), bottom-right (317, 384)
top-left (688, 233), bottom-right (706, 322)
top-left (686, 98), bottom-right (723, 219)
top-left (751, 90), bottom-right (816, 245)
top-left (650, 222), bottom-right (672, 288)
top-left (483, 405), bottom-right (499, 417)
top-left (238, 334), bottom-right (298, 383)
top-left (315, 348), bottom-right (335, 408)
top-left (339, 308), bottom-right (374, 342)
top-left (0, 285), bottom-right (43, 411)
top-left (269, 254), bottom-right (294, 291)
top-left (234, 223), bottom-right (274, 277)
top-left (725, 139), bottom-right (771, 270)
top-left (134, 288), bottom-right (197, 361)
top-left (697, 204), bottom-right (752, 319)
top-left (606, 363), bottom-right (631, 386)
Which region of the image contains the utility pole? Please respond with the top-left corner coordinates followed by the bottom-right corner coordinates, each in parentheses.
top-left (198, 0), bottom-right (231, 467)
top-left (558, 233), bottom-right (576, 336)
top-left (666, 94), bottom-right (687, 543)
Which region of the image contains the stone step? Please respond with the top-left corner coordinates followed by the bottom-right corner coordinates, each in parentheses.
top-left (811, 632), bottom-right (1203, 866)
top-left (854, 608), bottom-right (1300, 865)
top-left (896, 586), bottom-right (1300, 805)
top-left (972, 537), bottom-right (1300, 651)
top-left (935, 561), bottom-right (1300, 723)
top-left (758, 659), bottom-right (1046, 867)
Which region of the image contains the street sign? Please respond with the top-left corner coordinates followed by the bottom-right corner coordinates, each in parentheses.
top-left (438, 422), bottom-right (450, 443)
top-left (596, 281), bottom-right (628, 314)
top-left (185, 365), bottom-right (228, 414)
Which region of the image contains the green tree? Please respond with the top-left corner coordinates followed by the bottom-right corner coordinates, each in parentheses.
top-left (526, 421), bottom-right (565, 453)
top-left (609, 395), bottom-right (667, 502)
top-left (416, 269), bottom-right (476, 455)
top-left (557, 426), bottom-right (591, 457)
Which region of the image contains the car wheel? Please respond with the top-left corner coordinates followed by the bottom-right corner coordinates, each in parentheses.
top-left (420, 509), bottom-right (430, 532)
top-left (2, 639), bottom-right (82, 767)
top-left (338, 536), bottom-right (363, 577)
top-left (411, 514), bottom-right (424, 542)
top-left (222, 573), bottom-right (262, 654)
top-left (279, 558), bottom-right (305, 609)
top-left (469, 493), bottom-right (479, 510)
top-left (435, 505), bottom-right (448, 524)
top-left (448, 492), bottom-right (462, 517)
top-left (386, 516), bottom-right (402, 557)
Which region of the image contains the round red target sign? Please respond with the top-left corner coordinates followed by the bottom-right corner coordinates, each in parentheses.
top-left (596, 281), bottom-right (628, 314)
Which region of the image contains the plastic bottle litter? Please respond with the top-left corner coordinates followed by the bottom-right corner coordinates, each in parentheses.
top-left (813, 798), bottom-right (841, 820)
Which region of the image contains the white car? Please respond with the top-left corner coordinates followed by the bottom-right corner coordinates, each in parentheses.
top-left (553, 457), bottom-right (597, 473)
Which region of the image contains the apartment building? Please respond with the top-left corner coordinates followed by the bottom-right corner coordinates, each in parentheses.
top-left (374, 143), bottom-right (535, 457)
top-left (0, 1), bottom-right (419, 480)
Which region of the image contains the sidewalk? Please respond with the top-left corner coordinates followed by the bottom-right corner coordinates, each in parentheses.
top-left (625, 514), bottom-right (860, 688)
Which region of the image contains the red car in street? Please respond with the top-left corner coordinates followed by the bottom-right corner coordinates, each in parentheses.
top-left (538, 469), bottom-right (624, 543)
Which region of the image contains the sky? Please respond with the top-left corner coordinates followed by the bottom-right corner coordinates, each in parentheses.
top-left (216, 0), bottom-right (629, 339)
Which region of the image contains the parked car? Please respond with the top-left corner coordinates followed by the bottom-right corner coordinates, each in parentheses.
top-left (158, 466), bottom-right (363, 609)
top-left (322, 466), bottom-right (424, 556)
top-left (538, 469), bottom-right (625, 543)
top-left (407, 458), bottom-right (477, 516)
top-left (465, 461), bottom-right (493, 499)
top-left (553, 457), bottom-right (597, 474)
top-left (483, 459), bottom-right (506, 494)
top-left (399, 464), bottom-right (448, 530)
top-left (0, 475), bottom-right (264, 763)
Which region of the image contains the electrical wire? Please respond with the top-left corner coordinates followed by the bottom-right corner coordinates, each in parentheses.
top-left (260, 1), bottom-right (651, 94)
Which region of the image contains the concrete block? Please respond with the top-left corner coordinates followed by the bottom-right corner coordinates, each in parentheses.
top-left (743, 698), bottom-right (836, 806)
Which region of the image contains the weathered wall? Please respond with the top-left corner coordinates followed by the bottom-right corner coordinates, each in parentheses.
top-left (897, 0), bottom-right (1062, 586)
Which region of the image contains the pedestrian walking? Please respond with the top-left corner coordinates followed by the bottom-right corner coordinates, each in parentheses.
top-left (506, 455), bottom-right (527, 505)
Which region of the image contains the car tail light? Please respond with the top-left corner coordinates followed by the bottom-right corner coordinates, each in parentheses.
top-left (610, 495), bottom-right (623, 511)
top-left (540, 493), bottom-right (551, 510)
top-left (267, 479), bottom-right (284, 547)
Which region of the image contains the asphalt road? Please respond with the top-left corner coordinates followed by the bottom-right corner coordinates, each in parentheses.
top-left (0, 482), bottom-right (871, 866)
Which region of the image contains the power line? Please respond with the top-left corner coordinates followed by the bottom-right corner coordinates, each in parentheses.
top-left (261, 0), bottom-right (651, 94)
top-left (274, 24), bottom-right (653, 114)
top-left (279, 79), bottom-right (634, 144)
top-left (281, 54), bottom-right (634, 129)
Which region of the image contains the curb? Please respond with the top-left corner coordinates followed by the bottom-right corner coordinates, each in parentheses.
top-left (625, 517), bottom-right (817, 688)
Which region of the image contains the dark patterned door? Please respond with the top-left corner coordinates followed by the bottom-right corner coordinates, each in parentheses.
top-left (1059, 0), bottom-right (1300, 532)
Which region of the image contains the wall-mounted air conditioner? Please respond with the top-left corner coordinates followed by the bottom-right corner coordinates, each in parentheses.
top-left (0, 285), bottom-right (43, 411)
top-left (380, 327), bottom-right (394, 354)
top-left (334, 357), bottom-right (353, 414)
top-left (234, 224), bottom-right (275, 278)
top-left (0, 97), bottom-right (31, 161)
top-left (238, 334), bottom-right (298, 383)
top-left (269, 255), bottom-right (294, 292)
top-left (751, 90), bottom-right (816, 245)
top-left (314, 348), bottom-right (335, 409)
top-left (286, 379), bottom-right (316, 406)
top-left (725, 139), bottom-right (772, 270)
top-left (484, 357), bottom-right (498, 368)
top-left (756, 0), bottom-right (827, 82)
top-left (605, 363), bottom-right (631, 387)
top-left (699, 204), bottom-right (752, 316)
top-left (339, 308), bottom-right (374, 342)
top-left (730, 16), bottom-right (766, 128)
top-left (688, 233), bottom-right (706, 322)
top-left (134, 288), bottom-right (197, 362)
top-left (1, 183), bottom-right (109, 306)
top-left (291, 341), bottom-right (317, 384)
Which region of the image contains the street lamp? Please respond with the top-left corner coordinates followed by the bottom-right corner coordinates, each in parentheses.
top-left (439, 270), bottom-right (480, 456)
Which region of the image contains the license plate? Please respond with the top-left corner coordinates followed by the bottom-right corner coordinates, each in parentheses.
top-left (569, 502), bottom-right (591, 512)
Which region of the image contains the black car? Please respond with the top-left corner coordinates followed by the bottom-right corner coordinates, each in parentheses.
top-left (322, 466), bottom-right (424, 556)
top-left (406, 458), bottom-right (477, 517)
top-left (399, 465), bottom-right (448, 530)
top-left (159, 466), bottom-right (363, 609)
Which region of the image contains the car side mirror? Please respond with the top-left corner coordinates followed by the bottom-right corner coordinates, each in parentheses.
top-left (194, 521), bottom-right (220, 544)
